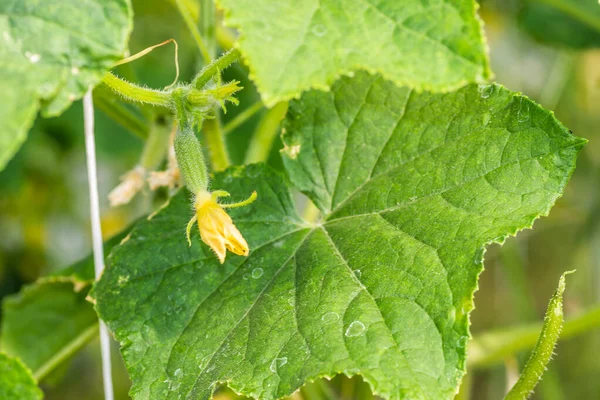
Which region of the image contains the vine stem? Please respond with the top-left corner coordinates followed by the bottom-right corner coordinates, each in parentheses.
top-left (223, 101), bottom-right (264, 135)
top-left (174, 0), bottom-right (211, 64)
top-left (203, 117), bottom-right (230, 171)
top-left (102, 72), bottom-right (172, 107)
top-left (245, 101), bottom-right (288, 163)
top-left (193, 48), bottom-right (241, 89)
top-left (93, 87), bottom-right (149, 140)
top-left (504, 271), bottom-right (574, 399)
top-left (102, 50), bottom-right (241, 108)
top-left (83, 90), bottom-right (115, 400)
top-left (200, 0), bottom-right (216, 58)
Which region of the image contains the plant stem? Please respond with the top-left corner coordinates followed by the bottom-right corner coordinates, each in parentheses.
top-left (33, 323), bottom-right (99, 381)
top-left (193, 48), bottom-right (241, 89)
top-left (316, 379), bottom-right (337, 399)
top-left (216, 24), bottom-right (237, 50)
top-left (200, 0), bottom-right (216, 58)
top-left (505, 271), bottom-right (574, 400)
top-left (83, 90), bottom-right (114, 400)
top-left (300, 381), bottom-right (328, 400)
top-left (102, 72), bottom-right (172, 107)
top-left (174, 0), bottom-right (211, 64)
top-left (93, 87), bottom-right (149, 140)
top-left (538, 51), bottom-right (574, 111)
top-left (203, 117), bottom-right (230, 171)
top-left (141, 120), bottom-right (171, 170)
top-left (245, 102), bottom-right (288, 163)
top-left (223, 101), bottom-right (264, 134)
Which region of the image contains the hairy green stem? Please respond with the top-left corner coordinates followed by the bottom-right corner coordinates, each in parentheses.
top-left (504, 271), bottom-right (574, 399)
top-left (203, 117), bottom-right (230, 171)
top-left (193, 48), bottom-right (241, 89)
top-left (93, 88), bottom-right (149, 140)
top-left (245, 102), bottom-right (289, 163)
top-left (223, 101), bottom-right (264, 134)
top-left (174, 0), bottom-right (211, 64)
top-left (102, 72), bottom-right (172, 107)
top-left (103, 52), bottom-right (241, 110)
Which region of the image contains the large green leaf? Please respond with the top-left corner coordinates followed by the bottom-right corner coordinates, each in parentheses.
top-left (0, 353), bottom-right (42, 400)
top-left (93, 73), bottom-right (584, 399)
top-left (0, 229), bottom-right (129, 379)
top-left (217, 0), bottom-right (491, 106)
top-left (519, 0), bottom-right (600, 48)
top-left (0, 0), bottom-right (133, 170)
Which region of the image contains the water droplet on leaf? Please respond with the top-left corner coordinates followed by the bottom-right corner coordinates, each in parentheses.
top-left (322, 311), bottom-right (340, 324)
top-left (252, 268), bottom-right (264, 279)
top-left (478, 84), bottom-right (493, 99)
top-left (345, 321), bottom-right (366, 337)
top-left (517, 97), bottom-right (529, 122)
top-left (169, 368), bottom-right (183, 391)
top-left (270, 357), bottom-right (288, 373)
top-left (457, 336), bottom-right (469, 348)
top-left (312, 24), bottom-right (327, 37)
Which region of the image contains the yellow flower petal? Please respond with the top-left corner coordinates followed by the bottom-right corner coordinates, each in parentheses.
top-left (195, 191), bottom-right (249, 264)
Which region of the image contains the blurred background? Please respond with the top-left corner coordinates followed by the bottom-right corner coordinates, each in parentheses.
top-left (0, 0), bottom-right (599, 399)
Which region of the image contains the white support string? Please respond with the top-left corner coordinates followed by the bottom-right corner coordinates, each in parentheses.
top-left (83, 89), bottom-right (115, 400)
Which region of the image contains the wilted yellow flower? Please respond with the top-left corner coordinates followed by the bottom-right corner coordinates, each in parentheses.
top-left (108, 166), bottom-right (146, 207)
top-left (186, 190), bottom-right (257, 264)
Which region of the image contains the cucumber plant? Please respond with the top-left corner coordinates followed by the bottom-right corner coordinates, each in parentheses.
top-left (1, 0), bottom-right (599, 399)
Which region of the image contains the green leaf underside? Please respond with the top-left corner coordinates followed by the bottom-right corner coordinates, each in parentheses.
top-left (0, 228), bottom-right (129, 377)
top-left (93, 73), bottom-right (583, 400)
top-left (0, 353), bottom-right (42, 400)
top-left (519, 0), bottom-right (600, 48)
top-left (217, 0), bottom-right (491, 106)
top-left (0, 0), bottom-right (132, 170)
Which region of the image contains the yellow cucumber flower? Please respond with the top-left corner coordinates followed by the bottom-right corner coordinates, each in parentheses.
top-left (186, 189), bottom-right (257, 264)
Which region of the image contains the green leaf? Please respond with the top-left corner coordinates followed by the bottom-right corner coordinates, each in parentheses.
top-left (0, 0), bottom-right (133, 170)
top-left (519, 0), bottom-right (600, 48)
top-left (0, 353), bottom-right (43, 400)
top-left (93, 73), bottom-right (584, 399)
top-left (217, 0), bottom-right (491, 106)
top-left (0, 228), bottom-right (129, 380)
